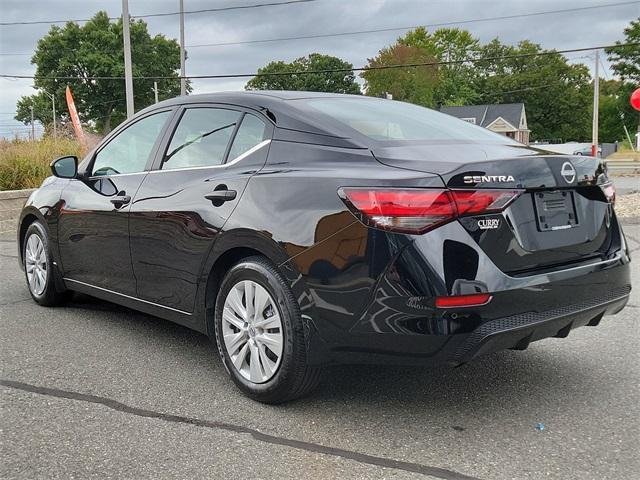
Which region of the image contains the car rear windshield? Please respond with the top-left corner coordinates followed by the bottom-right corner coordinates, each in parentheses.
top-left (298, 97), bottom-right (514, 143)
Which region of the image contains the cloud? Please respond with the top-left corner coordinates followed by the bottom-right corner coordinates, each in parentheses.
top-left (0, 0), bottom-right (636, 136)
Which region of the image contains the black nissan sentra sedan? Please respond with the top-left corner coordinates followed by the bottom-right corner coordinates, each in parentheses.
top-left (18, 91), bottom-right (631, 403)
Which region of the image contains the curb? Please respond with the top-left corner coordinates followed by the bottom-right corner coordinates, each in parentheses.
top-left (0, 189), bottom-right (35, 234)
top-left (0, 188), bottom-right (36, 200)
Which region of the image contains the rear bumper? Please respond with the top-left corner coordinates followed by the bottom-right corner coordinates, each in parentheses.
top-left (294, 212), bottom-right (631, 366)
top-left (304, 245), bottom-right (631, 366)
top-left (450, 285), bottom-right (629, 365)
top-left (312, 283), bottom-right (630, 366)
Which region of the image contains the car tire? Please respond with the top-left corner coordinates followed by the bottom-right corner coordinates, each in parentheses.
top-left (214, 256), bottom-right (322, 403)
top-left (23, 221), bottom-right (71, 306)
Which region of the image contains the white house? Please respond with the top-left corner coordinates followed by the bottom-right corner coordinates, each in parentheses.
top-left (440, 103), bottom-right (530, 145)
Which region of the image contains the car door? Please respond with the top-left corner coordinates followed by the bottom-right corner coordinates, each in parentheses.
top-left (129, 105), bottom-right (273, 313)
top-left (57, 109), bottom-right (174, 296)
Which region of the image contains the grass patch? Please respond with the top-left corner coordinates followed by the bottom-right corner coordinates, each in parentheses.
top-left (608, 150), bottom-right (640, 161)
top-left (0, 137), bottom-right (83, 191)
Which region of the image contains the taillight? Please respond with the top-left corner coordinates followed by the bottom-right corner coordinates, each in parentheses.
top-left (339, 188), bottom-right (521, 234)
top-left (450, 190), bottom-right (521, 215)
top-left (600, 182), bottom-right (616, 206)
top-left (338, 189), bottom-right (456, 234)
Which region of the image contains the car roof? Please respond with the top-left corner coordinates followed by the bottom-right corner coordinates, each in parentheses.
top-left (138, 91), bottom-right (371, 148)
top-left (158, 90), bottom-right (359, 104)
top-left (150, 91), bottom-right (365, 113)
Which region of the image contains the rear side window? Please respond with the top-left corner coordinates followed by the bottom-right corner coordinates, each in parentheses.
top-left (297, 97), bottom-right (513, 143)
top-left (163, 108), bottom-right (241, 170)
top-left (228, 114), bottom-right (268, 160)
top-left (92, 110), bottom-right (170, 176)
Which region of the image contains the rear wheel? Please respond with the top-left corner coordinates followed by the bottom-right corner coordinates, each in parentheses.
top-left (214, 256), bottom-right (322, 403)
top-left (23, 221), bottom-right (70, 306)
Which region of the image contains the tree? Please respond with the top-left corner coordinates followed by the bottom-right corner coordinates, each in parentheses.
top-left (599, 80), bottom-right (636, 143)
top-left (361, 27), bottom-right (479, 107)
top-left (361, 43), bottom-right (438, 106)
top-left (606, 17), bottom-right (640, 82)
top-left (605, 17), bottom-right (639, 144)
top-left (245, 53), bottom-right (360, 94)
top-left (15, 93), bottom-right (56, 135)
top-left (398, 27), bottom-right (481, 106)
top-left (473, 40), bottom-right (592, 142)
top-left (15, 11), bottom-right (185, 134)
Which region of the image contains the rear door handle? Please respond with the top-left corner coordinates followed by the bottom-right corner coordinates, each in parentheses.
top-left (110, 195), bottom-right (131, 208)
top-left (204, 190), bottom-right (237, 202)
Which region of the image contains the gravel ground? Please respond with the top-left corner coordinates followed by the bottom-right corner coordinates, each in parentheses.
top-left (615, 193), bottom-right (640, 221)
top-left (1, 224), bottom-right (639, 480)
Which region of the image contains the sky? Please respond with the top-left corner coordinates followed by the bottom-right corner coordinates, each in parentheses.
top-left (0, 0), bottom-right (638, 138)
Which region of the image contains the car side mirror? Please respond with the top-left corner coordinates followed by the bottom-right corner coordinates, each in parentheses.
top-left (50, 156), bottom-right (78, 179)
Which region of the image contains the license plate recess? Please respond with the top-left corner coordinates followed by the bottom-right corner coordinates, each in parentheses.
top-left (533, 191), bottom-right (578, 232)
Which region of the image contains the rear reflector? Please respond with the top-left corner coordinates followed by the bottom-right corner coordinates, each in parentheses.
top-left (339, 188), bottom-right (521, 234)
top-left (435, 293), bottom-right (492, 308)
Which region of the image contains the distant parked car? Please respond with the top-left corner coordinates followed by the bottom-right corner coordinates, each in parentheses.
top-left (574, 145), bottom-right (601, 156)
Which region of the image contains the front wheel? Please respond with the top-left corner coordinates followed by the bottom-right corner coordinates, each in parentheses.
top-left (23, 221), bottom-right (70, 306)
top-left (214, 256), bottom-right (322, 403)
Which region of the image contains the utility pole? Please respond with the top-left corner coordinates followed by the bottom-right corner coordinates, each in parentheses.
top-left (153, 81), bottom-right (159, 103)
top-left (179, 0), bottom-right (186, 96)
top-left (51, 94), bottom-right (56, 138)
top-left (622, 122), bottom-right (634, 152)
top-left (122, 0), bottom-right (135, 118)
top-left (44, 91), bottom-right (56, 138)
top-left (30, 105), bottom-right (34, 140)
top-left (591, 50), bottom-right (599, 157)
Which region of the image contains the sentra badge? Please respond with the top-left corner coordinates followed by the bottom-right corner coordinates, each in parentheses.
top-left (463, 175), bottom-right (515, 184)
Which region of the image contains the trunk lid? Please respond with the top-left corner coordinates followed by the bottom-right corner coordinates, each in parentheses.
top-left (372, 142), bottom-right (605, 189)
top-left (372, 142), bottom-right (617, 275)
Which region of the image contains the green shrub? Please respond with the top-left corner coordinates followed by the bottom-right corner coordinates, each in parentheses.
top-left (0, 137), bottom-right (83, 191)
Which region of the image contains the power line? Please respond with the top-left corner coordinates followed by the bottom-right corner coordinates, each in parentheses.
top-left (487, 82), bottom-right (593, 98)
top-left (187, 2), bottom-right (640, 48)
top-left (2, 2), bottom-right (636, 55)
top-left (0, 81), bottom-right (583, 129)
top-left (0, 0), bottom-right (320, 26)
top-left (138, 0), bottom-right (320, 19)
top-left (1, 42), bottom-right (636, 81)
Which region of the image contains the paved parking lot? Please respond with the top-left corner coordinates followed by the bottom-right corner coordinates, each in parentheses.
top-left (1, 225), bottom-right (639, 480)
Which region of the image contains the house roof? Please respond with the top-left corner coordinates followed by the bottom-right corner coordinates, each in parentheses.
top-left (440, 103), bottom-right (524, 130)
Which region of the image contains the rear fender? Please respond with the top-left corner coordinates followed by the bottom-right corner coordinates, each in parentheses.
top-left (196, 228), bottom-right (325, 361)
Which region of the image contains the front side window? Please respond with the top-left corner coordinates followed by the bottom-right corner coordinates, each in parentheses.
top-left (227, 114), bottom-right (268, 160)
top-left (163, 108), bottom-right (241, 170)
top-left (92, 111), bottom-right (170, 176)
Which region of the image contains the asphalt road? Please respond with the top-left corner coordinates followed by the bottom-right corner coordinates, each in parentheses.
top-left (1, 225), bottom-right (639, 480)
top-left (611, 175), bottom-right (639, 195)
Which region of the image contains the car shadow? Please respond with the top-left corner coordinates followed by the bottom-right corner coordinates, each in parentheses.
top-left (64, 292), bottom-right (605, 417)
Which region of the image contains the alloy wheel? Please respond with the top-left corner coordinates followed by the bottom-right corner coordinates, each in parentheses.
top-left (222, 280), bottom-right (284, 383)
top-left (25, 233), bottom-right (47, 296)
